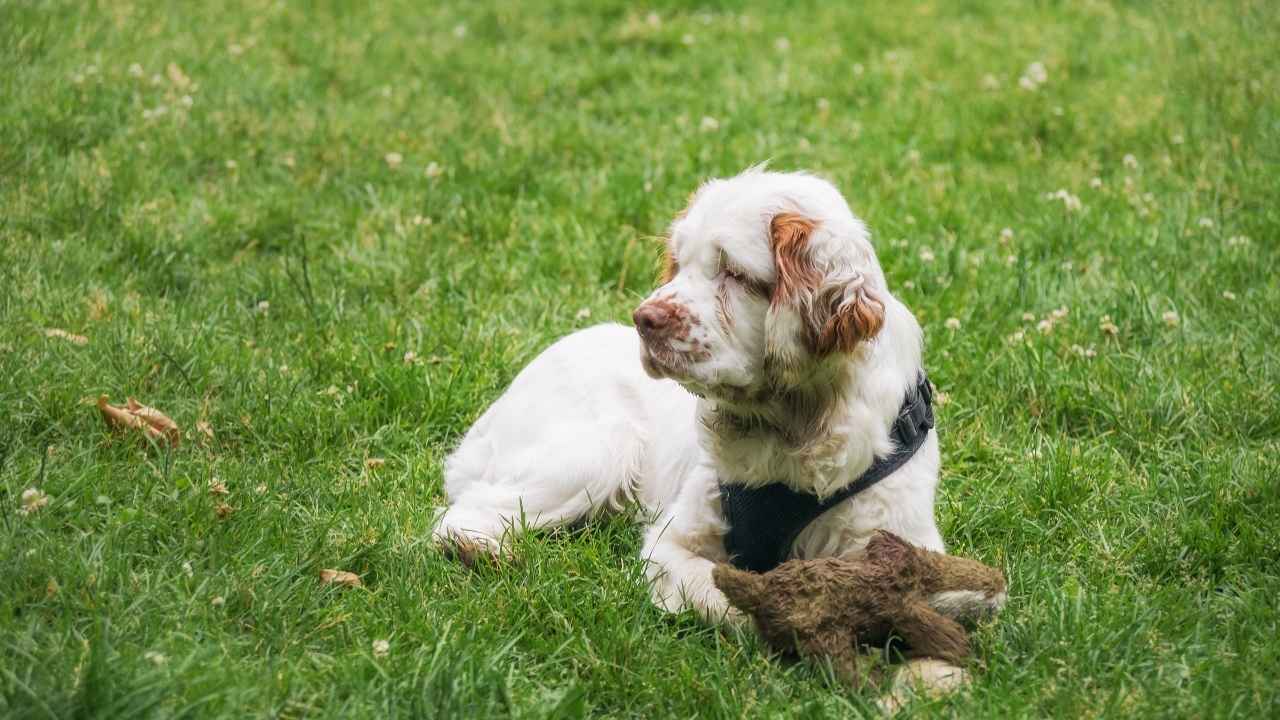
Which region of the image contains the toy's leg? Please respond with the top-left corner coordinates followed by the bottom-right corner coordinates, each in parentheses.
top-left (797, 630), bottom-right (862, 687)
top-left (889, 601), bottom-right (971, 665)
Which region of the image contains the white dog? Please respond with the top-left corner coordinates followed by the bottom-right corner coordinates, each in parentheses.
top-left (434, 167), bottom-right (1003, 625)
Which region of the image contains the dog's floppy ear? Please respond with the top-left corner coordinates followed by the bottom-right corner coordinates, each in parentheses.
top-left (768, 213), bottom-right (885, 356)
top-left (813, 269), bottom-right (884, 354)
top-left (769, 213), bottom-right (822, 306)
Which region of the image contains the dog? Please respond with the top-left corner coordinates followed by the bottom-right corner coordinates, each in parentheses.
top-left (433, 167), bottom-right (982, 624)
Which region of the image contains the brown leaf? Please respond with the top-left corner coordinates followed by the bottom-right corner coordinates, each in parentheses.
top-left (97, 395), bottom-right (147, 432)
top-left (97, 395), bottom-right (181, 447)
top-left (319, 569), bottom-right (362, 588)
top-left (127, 398), bottom-right (182, 447)
top-left (45, 328), bottom-right (89, 345)
top-left (364, 458), bottom-right (386, 470)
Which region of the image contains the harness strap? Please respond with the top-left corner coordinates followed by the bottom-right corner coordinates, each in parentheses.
top-left (719, 372), bottom-right (935, 573)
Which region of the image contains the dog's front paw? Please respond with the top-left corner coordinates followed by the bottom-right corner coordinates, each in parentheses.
top-left (877, 659), bottom-right (971, 715)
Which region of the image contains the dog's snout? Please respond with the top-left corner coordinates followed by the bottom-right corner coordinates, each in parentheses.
top-left (633, 303), bottom-right (674, 340)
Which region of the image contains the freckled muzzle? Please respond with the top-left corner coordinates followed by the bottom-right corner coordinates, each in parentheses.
top-left (633, 296), bottom-right (707, 379)
top-left (632, 298), bottom-right (693, 344)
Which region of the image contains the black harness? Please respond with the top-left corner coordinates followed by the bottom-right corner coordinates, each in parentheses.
top-left (718, 373), bottom-right (935, 573)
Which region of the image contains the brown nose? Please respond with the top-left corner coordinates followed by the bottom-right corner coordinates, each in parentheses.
top-left (633, 303), bottom-right (673, 340)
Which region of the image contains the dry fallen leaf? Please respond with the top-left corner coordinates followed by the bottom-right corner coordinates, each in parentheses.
top-left (96, 395), bottom-right (181, 447)
top-left (319, 569), bottom-right (363, 588)
top-left (127, 398), bottom-right (181, 446)
top-left (45, 328), bottom-right (89, 345)
top-left (365, 458), bottom-right (386, 470)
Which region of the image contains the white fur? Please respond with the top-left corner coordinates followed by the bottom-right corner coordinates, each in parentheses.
top-left (434, 168), bottom-right (950, 623)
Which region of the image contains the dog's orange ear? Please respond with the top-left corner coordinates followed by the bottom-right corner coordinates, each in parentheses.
top-left (769, 212), bottom-right (884, 355)
top-left (815, 279), bottom-right (884, 354)
top-left (769, 213), bottom-right (821, 307)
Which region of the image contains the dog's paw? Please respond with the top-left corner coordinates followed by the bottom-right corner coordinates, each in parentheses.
top-left (432, 527), bottom-right (506, 568)
top-left (877, 659), bottom-right (971, 715)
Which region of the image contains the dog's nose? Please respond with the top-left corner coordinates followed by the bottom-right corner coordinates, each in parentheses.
top-left (633, 303), bottom-right (673, 340)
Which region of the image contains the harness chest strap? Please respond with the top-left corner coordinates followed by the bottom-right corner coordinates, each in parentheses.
top-left (718, 372), bottom-right (936, 573)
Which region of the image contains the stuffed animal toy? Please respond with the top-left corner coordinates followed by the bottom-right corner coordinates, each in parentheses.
top-left (712, 530), bottom-right (1006, 685)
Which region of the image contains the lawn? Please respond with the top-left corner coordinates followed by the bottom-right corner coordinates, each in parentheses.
top-left (2, 0), bottom-right (1279, 717)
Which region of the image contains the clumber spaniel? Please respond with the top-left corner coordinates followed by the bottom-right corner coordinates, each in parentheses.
top-left (434, 167), bottom-right (1003, 624)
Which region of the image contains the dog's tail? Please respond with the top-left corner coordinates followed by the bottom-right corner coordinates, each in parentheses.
top-left (712, 563), bottom-right (768, 615)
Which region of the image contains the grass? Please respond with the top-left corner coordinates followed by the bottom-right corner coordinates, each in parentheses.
top-left (2, 0), bottom-right (1278, 716)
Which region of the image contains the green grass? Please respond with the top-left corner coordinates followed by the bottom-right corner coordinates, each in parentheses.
top-left (2, 0), bottom-right (1279, 717)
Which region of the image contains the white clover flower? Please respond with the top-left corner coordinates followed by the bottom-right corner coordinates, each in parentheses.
top-left (1037, 318), bottom-right (1055, 335)
top-left (1090, 177), bottom-right (1103, 189)
top-left (225, 159), bottom-right (238, 170)
top-left (211, 596), bottom-right (225, 607)
top-left (1099, 315), bottom-right (1120, 336)
top-left (1047, 189), bottom-right (1082, 212)
top-left (452, 25), bottom-right (468, 38)
top-left (128, 63), bottom-right (144, 77)
top-left (918, 247), bottom-right (935, 263)
top-left (999, 227), bottom-right (1014, 244)
top-left (852, 63), bottom-right (865, 76)
top-left (1197, 217), bottom-right (1214, 229)
top-left (1226, 235), bottom-right (1250, 247)
top-left (1021, 312), bottom-right (1035, 322)
top-left (902, 280), bottom-right (916, 290)
top-left (145, 651), bottom-right (168, 666)
top-left (1006, 330), bottom-right (1025, 344)
top-left (19, 488), bottom-right (49, 516)
top-left (424, 162), bottom-right (444, 179)
top-left (372, 639), bottom-right (390, 657)
top-left (1171, 133), bottom-right (1185, 145)
top-left (1018, 75), bottom-right (1037, 91)
top-left (944, 317), bottom-right (961, 330)
top-left (384, 152), bottom-right (403, 169)
top-left (1162, 310), bottom-right (1180, 327)
top-left (1222, 290), bottom-right (1236, 301)
top-left (1123, 154), bottom-right (1138, 169)
top-left (699, 116), bottom-right (720, 132)
top-left (816, 98), bottom-right (830, 112)
top-left (1026, 62), bottom-right (1048, 84)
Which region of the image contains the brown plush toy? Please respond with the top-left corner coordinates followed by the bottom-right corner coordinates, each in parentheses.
top-left (713, 530), bottom-right (1006, 685)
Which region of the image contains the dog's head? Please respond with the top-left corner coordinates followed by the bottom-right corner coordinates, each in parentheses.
top-left (634, 168), bottom-right (886, 399)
